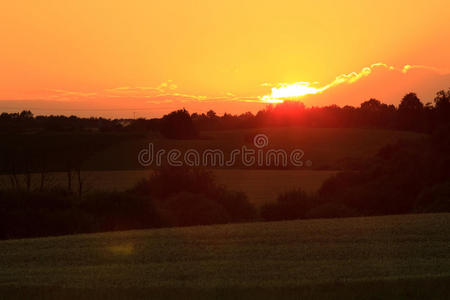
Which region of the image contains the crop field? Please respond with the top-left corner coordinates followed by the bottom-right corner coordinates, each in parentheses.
top-left (0, 127), bottom-right (422, 206)
top-left (0, 213), bottom-right (448, 299)
top-left (0, 169), bottom-right (336, 206)
top-left (85, 127), bottom-right (424, 170)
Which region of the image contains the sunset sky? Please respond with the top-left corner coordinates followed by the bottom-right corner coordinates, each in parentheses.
top-left (1, 0), bottom-right (449, 117)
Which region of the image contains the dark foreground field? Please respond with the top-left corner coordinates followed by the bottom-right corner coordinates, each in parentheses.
top-left (0, 213), bottom-right (449, 299)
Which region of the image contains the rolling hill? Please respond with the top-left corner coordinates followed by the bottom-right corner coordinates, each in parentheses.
top-left (0, 213), bottom-right (448, 299)
top-left (85, 127), bottom-right (424, 170)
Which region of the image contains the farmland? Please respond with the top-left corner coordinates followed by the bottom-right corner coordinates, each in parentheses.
top-left (0, 170), bottom-right (336, 206)
top-left (0, 213), bottom-right (448, 299)
top-left (0, 127), bottom-right (424, 206)
top-left (85, 127), bottom-right (425, 170)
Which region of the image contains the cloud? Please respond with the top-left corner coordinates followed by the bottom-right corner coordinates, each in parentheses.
top-left (46, 89), bottom-right (97, 101)
top-left (104, 82), bottom-right (261, 105)
top-left (4, 64), bottom-right (448, 118)
top-left (105, 80), bottom-right (178, 95)
top-left (401, 64), bottom-right (448, 74)
top-left (261, 63), bottom-right (450, 105)
top-left (145, 92), bottom-right (207, 103)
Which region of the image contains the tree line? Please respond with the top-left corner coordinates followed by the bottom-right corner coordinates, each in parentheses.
top-left (1, 89), bottom-right (449, 137)
top-left (0, 167), bottom-right (256, 239)
top-left (191, 89), bottom-right (450, 133)
top-left (261, 127), bottom-right (450, 221)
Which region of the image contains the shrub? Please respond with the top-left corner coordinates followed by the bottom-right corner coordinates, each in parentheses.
top-left (132, 166), bottom-right (256, 226)
top-left (162, 192), bottom-right (229, 226)
top-left (79, 192), bottom-right (163, 231)
top-left (214, 188), bottom-right (256, 222)
top-left (414, 181), bottom-right (450, 213)
top-left (132, 167), bottom-right (216, 198)
top-left (261, 188), bottom-right (315, 221)
top-left (0, 189), bottom-right (85, 238)
top-left (304, 203), bottom-right (360, 219)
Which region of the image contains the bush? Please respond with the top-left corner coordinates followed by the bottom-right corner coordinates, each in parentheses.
top-left (214, 188), bottom-right (256, 222)
top-left (0, 167), bottom-right (256, 239)
top-left (262, 133), bottom-right (450, 222)
top-left (0, 189), bottom-right (85, 239)
top-left (261, 188), bottom-right (315, 221)
top-left (161, 192), bottom-right (229, 226)
top-left (79, 192), bottom-right (163, 231)
top-left (132, 166), bottom-right (256, 225)
top-left (414, 181), bottom-right (450, 213)
top-left (304, 203), bottom-right (360, 219)
top-left (132, 167), bottom-right (216, 198)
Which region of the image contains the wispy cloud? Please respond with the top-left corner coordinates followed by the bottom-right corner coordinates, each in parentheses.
top-left (401, 64), bottom-right (447, 74)
top-left (45, 80), bottom-right (259, 107)
top-left (46, 89), bottom-right (97, 101)
top-left (105, 80), bottom-right (178, 95)
top-left (260, 63), bottom-right (449, 102)
top-left (42, 63), bottom-right (449, 110)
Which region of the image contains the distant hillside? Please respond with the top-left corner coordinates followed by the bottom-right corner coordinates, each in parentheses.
top-left (86, 127), bottom-right (425, 170)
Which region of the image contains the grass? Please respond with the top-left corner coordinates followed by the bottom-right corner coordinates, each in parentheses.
top-left (0, 213), bottom-right (448, 299)
top-left (0, 127), bottom-right (422, 205)
top-left (85, 127), bottom-right (424, 170)
top-left (0, 169), bottom-right (335, 206)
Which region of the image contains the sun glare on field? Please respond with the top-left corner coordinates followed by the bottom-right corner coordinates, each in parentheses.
top-left (108, 244), bottom-right (134, 255)
top-left (261, 82), bottom-right (322, 103)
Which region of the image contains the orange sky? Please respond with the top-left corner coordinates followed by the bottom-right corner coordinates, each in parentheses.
top-left (1, 0), bottom-right (449, 118)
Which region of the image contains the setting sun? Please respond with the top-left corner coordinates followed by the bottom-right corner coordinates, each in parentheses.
top-left (1, 0), bottom-right (450, 117)
top-left (0, 1), bottom-right (450, 298)
top-left (261, 82), bottom-right (322, 103)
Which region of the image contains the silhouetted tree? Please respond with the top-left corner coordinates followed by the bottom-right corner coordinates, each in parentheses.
top-left (160, 109), bottom-right (198, 139)
top-left (399, 93), bottom-right (424, 113)
top-left (1, 88), bottom-right (450, 135)
top-left (434, 89), bottom-right (450, 110)
top-left (398, 93), bottom-right (424, 131)
top-left (19, 110), bottom-right (33, 120)
top-left (434, 89), bottom-right (450, 126)
top-left (359, 98), bottom-right (395, 127)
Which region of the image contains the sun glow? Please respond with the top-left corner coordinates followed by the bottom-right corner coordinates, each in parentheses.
top-left (259, 63), bottom-right (424, 104)
top-left (261, 82), bottom-right (323, 103)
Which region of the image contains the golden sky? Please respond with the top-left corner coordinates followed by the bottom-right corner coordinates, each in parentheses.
top-left (1, 0), bottom-right (449, 117)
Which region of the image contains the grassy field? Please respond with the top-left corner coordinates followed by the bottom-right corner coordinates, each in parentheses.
top-left (0, 170), bottom-right (336, 206)
top-left (0, 213), bottom-right (448, 299)
top-left (85, 127), bottom-right (424, 170)
top-left (0, 127), bottom-right (422, 205)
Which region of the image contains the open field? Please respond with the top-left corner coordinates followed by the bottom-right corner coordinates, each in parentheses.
top-left (0, 170), bottom-right (336, 206)
top-left (0, 213), bottom-right (448, 299)
top-left (0, 127), bottom-right (422, 206)
top-left (85, 127), bottom-right (425, 170)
